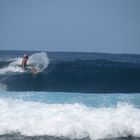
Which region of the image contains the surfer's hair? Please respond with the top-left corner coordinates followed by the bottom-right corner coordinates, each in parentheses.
top-left (25, 56), bottom-right (29, 59)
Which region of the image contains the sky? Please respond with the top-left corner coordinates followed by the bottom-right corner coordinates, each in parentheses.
top-left (0, 0), bottom-right (140, 54)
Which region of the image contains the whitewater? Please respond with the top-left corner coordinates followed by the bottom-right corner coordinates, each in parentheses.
top-left (0, 92), bottom-right (140, 140)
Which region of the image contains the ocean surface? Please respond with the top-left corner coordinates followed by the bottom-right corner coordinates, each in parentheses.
top-left (0, 50), bottom-right (140, 140)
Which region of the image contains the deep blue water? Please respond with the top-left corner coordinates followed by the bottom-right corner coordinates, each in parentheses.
top-left (0, 50), bottom-right (140, 92)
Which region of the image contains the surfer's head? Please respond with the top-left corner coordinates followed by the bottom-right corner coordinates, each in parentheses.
top-left (25, 56), bottom-right (29, 59)
top-left (24, 54), bottom-right (29, 60)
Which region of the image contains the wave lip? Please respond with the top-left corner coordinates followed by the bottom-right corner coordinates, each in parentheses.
top-left (0, 98), bottom-right (140, 140)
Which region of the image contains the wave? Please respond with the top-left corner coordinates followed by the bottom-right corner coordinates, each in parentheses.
top-left (0, 98), bottom-right (139, 140)
top-left (1, 51), bottom-right (140, 92)
top-left (0, 60), bottom-right (140, 92)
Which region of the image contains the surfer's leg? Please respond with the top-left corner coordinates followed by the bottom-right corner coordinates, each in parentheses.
top-left (31, 68), bottom-right (37, 74)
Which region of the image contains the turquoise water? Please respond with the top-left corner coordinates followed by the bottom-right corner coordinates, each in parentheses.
top-left (1, 92), bottom-right (140, 107)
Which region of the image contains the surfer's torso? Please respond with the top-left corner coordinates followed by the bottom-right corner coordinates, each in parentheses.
top-left (22, 55), bottom-right (29, 70)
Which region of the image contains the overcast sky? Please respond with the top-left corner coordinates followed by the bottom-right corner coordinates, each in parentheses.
top-left (0, 0), bottom-right (140, 53)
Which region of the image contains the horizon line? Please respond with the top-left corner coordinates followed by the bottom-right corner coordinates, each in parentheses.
top-left (0, 49), bottom-right (140, 55)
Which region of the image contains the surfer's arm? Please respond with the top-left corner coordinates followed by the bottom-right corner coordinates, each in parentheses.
top-left (22, 60), bottom-right (25, 70)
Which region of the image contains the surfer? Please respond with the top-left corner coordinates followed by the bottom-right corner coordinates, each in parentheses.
top-left (22, 54), bottom-right (37, 74)
top-left (22, 54), bottom-right (29, 70)
top-left (22, 54), bottom-right (38, 75)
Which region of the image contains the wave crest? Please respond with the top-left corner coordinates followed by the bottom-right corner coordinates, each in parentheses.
top-left (0, 98), bottom-right (139, 139)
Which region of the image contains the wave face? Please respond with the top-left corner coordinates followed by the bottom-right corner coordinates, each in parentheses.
top-left (0, 92), bottom-right (140, 140)
top-left (0, 50), bottom-right (140, 92)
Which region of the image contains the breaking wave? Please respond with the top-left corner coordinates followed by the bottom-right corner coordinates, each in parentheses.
top-left (0, 98), bottom-right (139, 140)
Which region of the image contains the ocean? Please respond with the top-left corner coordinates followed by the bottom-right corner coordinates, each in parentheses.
top-left (0, 50), bottom-right (140, 140)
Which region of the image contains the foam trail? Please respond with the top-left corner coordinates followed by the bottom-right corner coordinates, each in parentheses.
top-left (0, 57), bottom-right (23, 75)
top-left (0, 84), bottom-right (7, 91)
top-left (0, 52), bottom-right (49, 75)
top-left (0, 98), bottom-right (140, 139)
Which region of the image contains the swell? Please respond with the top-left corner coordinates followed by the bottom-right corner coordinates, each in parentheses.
top-left (1, 59), bottom-right (140, 92)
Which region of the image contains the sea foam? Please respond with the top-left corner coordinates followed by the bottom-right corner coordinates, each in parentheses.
top-left (0, 98), bottom-right (140, 139)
